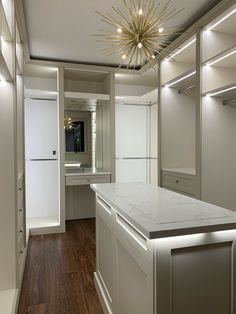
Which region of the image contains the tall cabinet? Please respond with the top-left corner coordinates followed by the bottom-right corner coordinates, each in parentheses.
top-left (0, 0), bottom-right (26, 312)
top-left (159, 0), bottom-right (236, 213)
top-left (201, 3), bottom-right (236, 211)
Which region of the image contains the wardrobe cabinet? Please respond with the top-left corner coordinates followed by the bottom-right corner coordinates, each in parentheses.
top-left (159, 0), bottom-right (236, 213)
top-left (201, 3), bottom-right (236, 211)
top-left (0, 0), bottom-right (26, 312)
top-left (160, 35), bottom-right (198, 197)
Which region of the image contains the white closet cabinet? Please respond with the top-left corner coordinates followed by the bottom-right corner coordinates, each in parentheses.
top-left (0, 1), bottom-right (26, 312)
top-left (201, 3), bottom-right (236, 211)
top-left (160, 36), bottom-right (197, 197)
top-left (115, 103), bottom-right (149, 183)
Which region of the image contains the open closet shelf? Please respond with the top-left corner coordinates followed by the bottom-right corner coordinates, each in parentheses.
top-left (162, 168), bottom-right (196, 176)
top-left (64, 91), bottom-right (110, 101)
top-left (25, 89), bottom-right (58, 99)
top-left (0, 3), bottom-right (13, 80)
top-left (203, 45), bottom-right (236, 68)
top-left (163, 68), bottom-right (196, 91)
top-left (204, 83), bottom-right (236, 105)
top-left (0, 51), bottom-right (12, 81)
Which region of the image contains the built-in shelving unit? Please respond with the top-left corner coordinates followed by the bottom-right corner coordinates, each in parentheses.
top-left (23, 64), bottom-right (63, 235)
top-left (160, 36), bottom-right (197, 197)
top-left (63, 68), bottom-right (114, 221)
top-left (201, 3), bottom-right (236, 211)
top-left (0, 1), bottom-right (13, 81)
top-left (0, 0), bottom-right (27, 312)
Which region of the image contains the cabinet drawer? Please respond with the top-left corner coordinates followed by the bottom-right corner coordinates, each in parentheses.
top-left (162, 171), bottom-right (195, 195)
top-left (66, 175), bottom-right (110, 186)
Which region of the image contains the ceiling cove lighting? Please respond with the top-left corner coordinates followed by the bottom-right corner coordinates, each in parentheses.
top-left (94, 0), bottom-right (184, 70)
top-left (207, 86), bottom-right (236, 97)
top-left (166, 71), bottom-right (196, 88)
top-left (166, 38), bottom-right (196, 61)
top-left (206, 49), bottom-right (236, 66)
top-left (207, 8), bottom-right (236, 31)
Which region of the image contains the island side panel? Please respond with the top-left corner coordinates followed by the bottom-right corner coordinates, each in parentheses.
top-left (155, 231), bottom-right (236, 314)
top-left (94, 194), bottom-right (154, 314)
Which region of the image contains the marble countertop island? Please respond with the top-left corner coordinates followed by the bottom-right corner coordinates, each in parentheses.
top-left (91, 182), bottom-right (236, 239)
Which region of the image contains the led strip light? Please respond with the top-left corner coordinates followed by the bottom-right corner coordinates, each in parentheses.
top-left (166, 71), bottom-right (196, 88)
top-left (206, 49), bottom-right (236, 66)
top-left (166, 38), bottom-right (196, 61)
top-left (207, 85), bottom-right (236, 97)
top-left (207, 8), bottom-right (236, 31)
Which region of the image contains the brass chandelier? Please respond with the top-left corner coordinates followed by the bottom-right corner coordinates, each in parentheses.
top-left (95, 0), bottom-right (183, 70)
top-left (64, 116), bottom-right (75, 130)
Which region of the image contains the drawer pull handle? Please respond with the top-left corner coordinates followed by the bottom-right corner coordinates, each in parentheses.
top-left (18, 188), bottom-right (22, 191)
top-left (176, 180), bottom-right (179, 183)
top-left (116, 213), bottom-right (147, 251)
top-left (97, 196), bottom-right (112, 215)
top-left (19, 209), bottom-right (23, 212)
top-left (19, 230), bottom-right (23, 233)
top-left (20, 250), bottom-right (23, 255)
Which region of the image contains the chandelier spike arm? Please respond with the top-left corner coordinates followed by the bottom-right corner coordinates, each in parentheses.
top-left (94, 0), bottom-right (184, 70)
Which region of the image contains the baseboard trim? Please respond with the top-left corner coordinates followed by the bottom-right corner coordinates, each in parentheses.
top-left (94, 272), bottom-right (112, 314)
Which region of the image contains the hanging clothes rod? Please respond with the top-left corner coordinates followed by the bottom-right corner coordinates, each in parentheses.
top-left (178, 84), bottom-right (196, 95)
top-left (25, 97), bottom-right (57, 101)
top-left (222, 98), bottom-right (236, 106)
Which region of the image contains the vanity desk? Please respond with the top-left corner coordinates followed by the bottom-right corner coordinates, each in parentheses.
top-left (91, 182), bottom-right (236, 314)
top-left (65, 167), bottom-right (110, 220)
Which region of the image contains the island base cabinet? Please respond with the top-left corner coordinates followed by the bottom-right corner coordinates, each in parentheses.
top-left (95, 195), bottom-right (154, 314)
top-left (94, 193), bottom-right (236, 314)
top-left (155, 234), bottom-right (236, 314)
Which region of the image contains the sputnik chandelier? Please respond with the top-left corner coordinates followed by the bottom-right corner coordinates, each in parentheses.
top-left (95, 0), bottom-right (183, 70)
top-left (64, 116), bottom-right (75, 130)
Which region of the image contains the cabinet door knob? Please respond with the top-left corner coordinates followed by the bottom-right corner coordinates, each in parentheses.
top-left (176, 180), bottom-right (179, 184)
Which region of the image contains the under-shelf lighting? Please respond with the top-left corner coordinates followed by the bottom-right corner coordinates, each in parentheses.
top-left (207, 85), bottom-right (236, 97)
top-left (207, 49), bottom-right (236, 66)
top-left (207, 8), bottom-right (236, 31)
top-left (165, 71), bottom-right (196, 88)
top-left (165, 38), bottom-right (196, 61)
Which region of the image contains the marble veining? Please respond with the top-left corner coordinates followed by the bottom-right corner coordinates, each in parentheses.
top-left (91, 183), bottom-right (236, 239)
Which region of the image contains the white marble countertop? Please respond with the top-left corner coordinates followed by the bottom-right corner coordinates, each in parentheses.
top-left (91, 182), bottom-right (236, 239)
top-left (162, 168), bottom-right (196, 176)
top-left (65, 167), bottom-right (111, 177)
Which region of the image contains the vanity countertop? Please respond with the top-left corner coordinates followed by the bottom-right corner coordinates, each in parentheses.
top-left (91, 182), bottom-right (236, 239)
top-left (65, 167), bottom-right (111, 177)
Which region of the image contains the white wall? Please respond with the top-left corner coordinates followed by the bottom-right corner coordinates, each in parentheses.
top-left (202, 96), bottom-right (236, 211)
top-left (161, 87), bottom-right (196, 169)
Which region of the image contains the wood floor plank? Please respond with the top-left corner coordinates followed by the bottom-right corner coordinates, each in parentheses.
top-left (18, 219), bottom-right (103, 314)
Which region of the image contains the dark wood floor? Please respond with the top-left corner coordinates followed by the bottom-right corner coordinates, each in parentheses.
top-left (18, 219), bottom-right (103, 314)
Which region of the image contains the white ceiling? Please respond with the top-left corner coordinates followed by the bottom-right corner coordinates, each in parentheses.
top-left (23, 0), bottom-right (222, 68)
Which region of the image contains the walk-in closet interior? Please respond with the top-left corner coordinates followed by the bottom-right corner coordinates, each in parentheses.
top-left (1, 0), bottom-right (236, 313)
